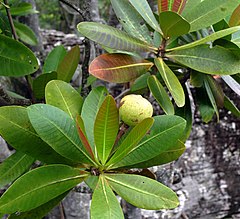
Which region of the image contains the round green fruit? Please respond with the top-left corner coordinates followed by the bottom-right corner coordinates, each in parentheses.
top-left (119, 94), bottom-right (153, 126)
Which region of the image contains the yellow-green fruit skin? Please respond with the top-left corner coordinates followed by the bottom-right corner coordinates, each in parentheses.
top-left (119, 94), bottom-right (153, 126)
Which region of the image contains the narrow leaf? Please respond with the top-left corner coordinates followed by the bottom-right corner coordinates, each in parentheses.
top-left (0, 34), bottom-right (39, 76)
top-left (57, 45), bottom-right (80, 83)
top-left (106, 174), bottom-right (179, 210)
top-left (222, 75), bottom-right (240, 96)
top-left (91, 176), bottom-right (124, 219)
top-left (45, 80), bottom-right (83, 120)
top-left (89, 53), bottom-right (153, 83)
top-left (77, 22), bottom-right (157, 53)
top-left (7, 3), bottom-right (37, 16)
top-left (155, 58), bottom-right (185, 107)
top-left (94, 96), bottom-right (119, 164)
top-left (148, 75), bottom-right (175, 115)
top-left (0, 165), bottom-right (88, 214)
top-left (0, 151), bottom-right (35, 188)
top-left (224, 96), bottom-right (240, 117)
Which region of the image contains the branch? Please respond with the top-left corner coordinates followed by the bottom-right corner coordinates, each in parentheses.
top-left (59, 0), bottom-right (85, 20)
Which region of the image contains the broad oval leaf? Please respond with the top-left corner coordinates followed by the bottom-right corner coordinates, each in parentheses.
top-left (0, 151), bottom-right (35, 188)
top-left (105, 174), bottom-right (179, 210)
top-left (229, 4), bottom-right (240, 27)
top-left (111, 115), bottom-right (186, 168)
top-left (91, 176), bottom-right (124, 219)
top-left (111, 0), bottom-right (153, 44)
top-left (167, 45), bottom-right (240, 75)
top-left (155, 58), bottom-right (185, 107)
top-left (77, 22), bottom-right (157, 53)
top-left (27, 104), bottom-right (95, 165)
top-left (159, 11), bottom-right (190, 38)
top-left (57, 45), bottom-right (80, 83)
top-left (0, 165), bottom-right (88, 214)
top-left (148, 75), bottom-right (175, 115)
top-left (45, 80), bottom-right (83, 120)
top-left (0, 34), bottom-right (39, 76)
top-left (0, 106), bottom-right (72, 165)
top-left (89, 53), bottom-right (153, 83)
top-left (94, 96), bottom-right (119, 164)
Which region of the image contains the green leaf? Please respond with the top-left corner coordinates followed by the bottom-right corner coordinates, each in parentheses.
top-left (0, 106), bottom-right (72, 165)
top-left (130, 72), bottom-right (151, 92)
top-left (126, 140), bottom-right (186, 168)
top-left (57, 45), bottom-right (80, 83)
top-left (91, 176), bottom-right (124, 219)
top-left (43, 45), bottom-right (67, 73)
top-left (33, 71), bottom-right (57, 99)
top-left (8, 192), bottom-right (69, 219)
top-left (8, 3), bottom-right (37, 16)
top-left (190, 71), bottom-right (204, 87)
top-left (0, 12), bottom-right (12, 37)
top-left (77, 22), bottom-right (157, 53)
top-left (13, 21), bottom-right (38, 46)
top-left (222, 75), bottom-right (240, 96)
top-left (148, 75), bottom-right (175, 115)
top-left (111, 0), bottom-right (153, 44)
top-left (94, 96), bottom-right (119, 164)
top-left (128, 0), bottom-right (162, 34)
top-left (224, 96), bottom-right (240, 117)
top-left (159, 11), bottom-right (190, 38)
top-left (0, 151), bottom-right (34, 188)
top-left (27, 104), bottom-right (95, 165)
top-left (167, 26), bottom-right (240, 51)
top-left (182, 0), bottom-right (240, 32)
top-left (81, 87), bottom-right (108, 151)
top-left (154, 58), bottom-right (185, 107)
top-left (232, 31), bottom-right (240, 47)
top-left (111, 115), bottom-right (186, 168)
top-left (167, 45), bottom-right (240, 75)
top-left (89, 53), bottom-right (153, 83)
top-left (45, 80), bottom-right (83, 120)
top-left (0, 165), bottom-right (88, 214)
top-left (0, 34), bottom-right (38, 76)
top-left (107, 118), bottom-right (154, 167)
top-left (106, 174), bottom-right (179, 210)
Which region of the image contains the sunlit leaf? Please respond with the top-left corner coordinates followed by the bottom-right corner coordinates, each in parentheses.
top-left (222, 75), bottom-right (240, 96)
top-left (229, 4), bottom-right (240, 27)
top-left (89, 53), bottom-right (153, 83)
top-left (8, 3), bottom-right (37, 16)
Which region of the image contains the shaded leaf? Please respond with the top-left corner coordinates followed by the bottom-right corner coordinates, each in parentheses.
top-left (0, 12), bottom-right (11, 37)
top-left (155, 58), bottom-right (185, 107)
top-left (57, 45), bottom-right (80, 83)
top-left (77, 22), bottom-right (157, 53)
top-left (94, 96), bottom-right (119, 164)
top-left (190, 71), bottom-right (204, 87)
top-left (229, 4), bottom-right (240, 27)
top-left (91, 176), bottom-right (124, 219)
top-left (106, 174), bottom-right (179, 210)
top-left (0, 34), bottom-right (38, 76)
top-left (131, 73), bottom-right (151, 92)
top-left (224, 96), bottom-right (240, 117)
top-left (0, 165), bottom-right (88, 214)
top-left (0, 151), bottom-right (34, 188)
top-left (89, 53), bottom-right (153, 83)
top-left (45, 80), bottom-right (83, 120)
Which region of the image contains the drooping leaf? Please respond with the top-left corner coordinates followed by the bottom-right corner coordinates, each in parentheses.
top-left (0, 106), bottom-right (72, 165)
top-left (13, 21), bottom-right (38, 46)
top-left (159, 11), bottom-right (190, 38)
top-left (224, 96), bottom-right (240, 117)
top-left (77, 22), bottom-right (157, 53)
top-left (89, 53), bottom-right (153, 83)
top-left (106, 174), bottom-right (179, 210)
top-left (43, 45), bottom-right (67, 73)
top-left (111, 115), bottom-right (186, 168)
top-left (107, 118), bottom-right (154, 168)
top-left (81, 87), bottom-right (108, 151)
top-left (0, 151), bottom-right (35, 188)
top-left (167, 26), bottom-right (240, 51)
top-left (45, 80), bottom-right (83, 120)
top-left (148, 75), bottom-right (175, 115)
top-left (0, 34), bottom-right (38, 76)
top-left (229, 4), bottom-right (240, 27)
top-left (27, 104), bottom-right (95, 165)
top-left (111, 0), bottom-right (153, 44)
top-left (128, 0), bottom-right (162, 34)
top-left (33, 71), bottom-right (57, 99)
top-left (94, 96), bottom-right (119, 164)
top-left (221, 75), bottom-right (240, 96)
top-left (0, 165), bottom-right (88, 214)
top-left (167, 45), bottom-right (240, 75)
top-left (91, 176), bottom-right (124, 219)
top-left (182, 0), bottom-right (240, 32)
top-left (155, 58), bottom-right (185, 107)
top-left (57, 45), bottom-right (80, 83)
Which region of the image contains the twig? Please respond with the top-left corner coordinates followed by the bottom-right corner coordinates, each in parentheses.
top-left (114, 88), bottom-right (131, 101)
top-left (59, 202), bottom-right (66, 219)
top-left (59, 0), bottom-right (85, 20)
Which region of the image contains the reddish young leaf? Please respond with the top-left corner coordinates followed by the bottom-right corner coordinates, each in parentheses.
top-left (172, 0), bottom-right (187, 14)
top-left (229, 4), bottom-right (240, 27)
top-left (89, 53), bottom-right (153, 83)
top-left (158, 0), bottom-right (169, 13)
top-left (158, 0), bottom-right (187, 14)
